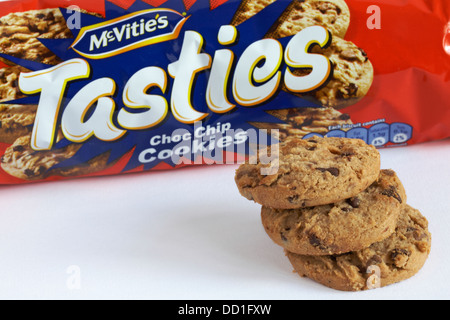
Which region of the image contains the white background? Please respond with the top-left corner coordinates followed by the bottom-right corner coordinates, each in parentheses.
top-left (0, 138), bottom-right (449, 300)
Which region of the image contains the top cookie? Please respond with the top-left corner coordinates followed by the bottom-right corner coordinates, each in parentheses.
top-left (235, 136), bottom-right (380, 208)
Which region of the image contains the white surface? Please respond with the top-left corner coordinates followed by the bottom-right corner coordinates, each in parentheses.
top-left (0, 138), bottom-right (449, 300)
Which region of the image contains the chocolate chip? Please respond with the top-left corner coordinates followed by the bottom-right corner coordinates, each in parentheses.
top-left (328, 168), bottom-right (340, 177)
top-left (306, 146), bottom-right (317, 151)
top-left (294, 1), bottom-right (306, 11)
top-left (337, 83), bottom-right (359, 100)
top-left (287, 195), bottom-right (299, 203)
top-left (37, 166), bottom-right (46, 175)
top-left (338, 113), bottom-right (351, 121)
top-left (367, 255), bottom-right (382, 267)
top-left (383, 169), bottom-right (395, 176)
top-left (287, 109), bottom-right (298, 117)
top-left (317, 167), bottom-right (340, 177)
top-left (345, 83), bottom-right (359, 97)
top-left (359, 48), bottom-right (368, 57)
top-left (28, 24), bottom-right (40, 33)
top-left (308, 233), bottom-right (322, 247)
top-left (340, 151), bottom-right (355, 158)
top-left (346, 197), bottom-right (361, 208)
top-left (299, 117), bottom-right (314, 127)
top-left (307, 232), bottom-right (330, 251)
top-left (45, 12), bottom-right (55, 21)
top-left (358, 48), bottom-right (369, 61)
top-left (24, 169), bottom-right (35, 177)
top-left (380, 186), bottom-right (403, 203)
top-left (317, 4), bottom-right (330, 13)
top-left (410, 229), bottom-right (428, 241)
top-left (391, 248), bottom-right (410, 258)
top-left (391, 249), bottom-right (410, 268)
top-left (340, 49), bottom-right (358, 60)
top-left (280, 232), bottom-right (288, 242)
top-left (13, 145), bottom-right (24, 152)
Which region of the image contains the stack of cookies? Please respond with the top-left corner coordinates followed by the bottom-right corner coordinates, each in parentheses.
top-left (235, 136), bottom-right (431, 291)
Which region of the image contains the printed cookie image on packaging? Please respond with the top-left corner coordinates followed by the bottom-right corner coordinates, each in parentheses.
top-left (0, 0), bottom-right (449, 184)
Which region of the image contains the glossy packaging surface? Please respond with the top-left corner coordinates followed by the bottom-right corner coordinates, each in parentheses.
top-left (0, 0), bottom-right (448, 184)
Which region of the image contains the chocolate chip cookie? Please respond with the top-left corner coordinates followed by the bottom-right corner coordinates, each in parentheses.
top-left (298, 36), bottom-right (374, 109)
top-left (249, 107), bottom-right (353, 140)
top-left (231, 0), bottom-right (276, 26)
top-left (286, 204), bottom-right (431, 291)
top-left (0, 104), bottom-right (37, 144)
top-left (231, 1), bottom-right (373, 110)
top-left (0, 65), bottom-right (28, 102)
top-left (232, 0), bottom-right (351, 39)
top-left (260, 169), bottom-right (406, 255)
top-left (0, 65), bottom-right (37, 144)
top-left (0, 134), bottom-right (111, 180)
top-left (265, 0), bottom-right (351, 39)
top-left (0, 8), bottom-right (73, 65)
top-left (235, 136), bottom-right (380, 209)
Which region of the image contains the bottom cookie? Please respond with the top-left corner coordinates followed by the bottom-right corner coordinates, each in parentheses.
top-left (285, 204), bottom-right (431, 291)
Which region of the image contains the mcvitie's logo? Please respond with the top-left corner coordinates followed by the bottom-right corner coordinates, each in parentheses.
top-left (70, 9), bottom-right (189, 59)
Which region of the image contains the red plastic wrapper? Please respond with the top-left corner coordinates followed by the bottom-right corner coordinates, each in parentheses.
top-left (0, 0), bottom-right (449, 185)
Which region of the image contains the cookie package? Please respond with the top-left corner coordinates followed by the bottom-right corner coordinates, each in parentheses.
top-left (0, 0), bottom-right (449, 184)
